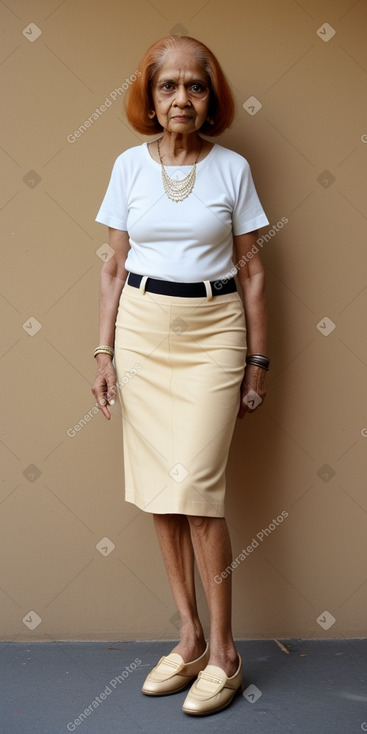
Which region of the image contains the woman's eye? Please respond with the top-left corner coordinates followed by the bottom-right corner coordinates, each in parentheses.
top-left (158, 82), bottom-right (207, 95)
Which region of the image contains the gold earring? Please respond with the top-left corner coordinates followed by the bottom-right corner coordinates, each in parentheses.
top-left (207, 116), bottom-right (215, 125)
top-left (148, 110), bottom-right (156, 119)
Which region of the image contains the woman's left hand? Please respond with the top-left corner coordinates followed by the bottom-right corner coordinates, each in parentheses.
top-left (238, 364), bottom-right (267, 419)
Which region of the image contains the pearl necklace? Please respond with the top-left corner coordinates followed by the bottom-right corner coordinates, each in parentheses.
top-left (157, 138), bottom-right (202, 202)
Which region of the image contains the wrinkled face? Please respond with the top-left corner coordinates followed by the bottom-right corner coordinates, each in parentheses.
top-left (151, 47), bottom-right (211, 134)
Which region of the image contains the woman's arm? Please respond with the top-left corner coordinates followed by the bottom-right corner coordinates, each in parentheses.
top-left (233, 231), bottom-right (268, 418)
top-left (91, 227), bottom-right (130, 420)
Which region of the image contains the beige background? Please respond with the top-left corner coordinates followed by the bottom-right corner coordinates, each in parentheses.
top-left (1, 0), bottom-right (366, 643)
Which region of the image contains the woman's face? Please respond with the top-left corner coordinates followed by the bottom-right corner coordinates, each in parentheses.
top-left (151, 47), bottom-right (211, 135)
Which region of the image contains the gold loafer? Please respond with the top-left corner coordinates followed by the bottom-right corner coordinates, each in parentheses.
top-left (141, 643), bottom-right (209, 696)
top-left (182, 654), bottom-right (243, 715)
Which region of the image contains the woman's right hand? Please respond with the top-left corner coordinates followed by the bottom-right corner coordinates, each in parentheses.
top-left (91, 354), bottom-right (117, 420)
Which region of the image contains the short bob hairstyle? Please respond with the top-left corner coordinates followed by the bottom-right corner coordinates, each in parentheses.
top-left (124, 35), bottom-right (235, 137)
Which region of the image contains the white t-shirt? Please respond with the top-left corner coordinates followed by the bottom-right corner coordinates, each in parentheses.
top-left (95, 142), bottom-right (269, 282)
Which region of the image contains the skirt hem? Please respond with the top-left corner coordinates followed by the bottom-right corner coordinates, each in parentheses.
top-left (125, 492), bottom-right (225, 518)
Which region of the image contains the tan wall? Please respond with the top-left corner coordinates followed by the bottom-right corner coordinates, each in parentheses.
top-left (1, 0), bottom-right (367, 642)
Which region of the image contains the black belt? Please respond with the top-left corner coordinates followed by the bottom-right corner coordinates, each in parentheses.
top-left (126, 272), bottom-right (237, 297)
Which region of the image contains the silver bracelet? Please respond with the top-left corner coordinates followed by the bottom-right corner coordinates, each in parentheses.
top-left (246, 353), bottom-right (270, 370)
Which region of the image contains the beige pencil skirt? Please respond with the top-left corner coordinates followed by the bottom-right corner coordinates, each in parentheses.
top-left (114, 279), bottom-right (247, 517)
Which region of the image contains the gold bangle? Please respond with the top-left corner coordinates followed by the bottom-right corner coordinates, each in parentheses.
top-left (94, 344), bottom-right (113, 353)
top-left (94, 345), bottom-right (114, 358)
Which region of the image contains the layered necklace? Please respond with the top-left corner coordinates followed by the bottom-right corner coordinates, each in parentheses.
top-left (157, 137), bottom-right (202, 202)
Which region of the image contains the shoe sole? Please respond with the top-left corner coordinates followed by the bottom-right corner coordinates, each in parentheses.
top-left (142, 677), bottom-right (196, 696)
top-left (182, 682), bottom-right (245, 716)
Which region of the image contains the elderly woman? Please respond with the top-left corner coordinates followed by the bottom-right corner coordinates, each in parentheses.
top-left (92, 35), bottom-right (269, 716)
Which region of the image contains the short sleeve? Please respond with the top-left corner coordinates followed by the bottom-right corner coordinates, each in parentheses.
top-left (232, 160), bottom-right (269, 235)
top-left (95, 155), bottom-right (127, 230)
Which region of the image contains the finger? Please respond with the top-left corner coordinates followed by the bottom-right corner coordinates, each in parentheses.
top-left (237, 393), bottom-right (249, 419)
top-left (91, 380), bottom-right (113, 419)
top-left (238, 393), bottom-right (248, 418)
top-left (106, 381), bottom-right (117, 405)
top-left (93, 387), bottom-right (112, 419)
top-left (97, 395), bottom-right (112, 420)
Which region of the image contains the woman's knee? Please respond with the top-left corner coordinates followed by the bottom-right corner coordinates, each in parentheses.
top-left (187, 514), bottom-right (216, 534)
top-left (153, 512), bottom-right (189, 536)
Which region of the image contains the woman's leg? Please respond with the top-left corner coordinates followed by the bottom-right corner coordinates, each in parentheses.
top-left (153, 513), bottom-right (206, 662)
top-left (187, 515), bottom-right (239, 677)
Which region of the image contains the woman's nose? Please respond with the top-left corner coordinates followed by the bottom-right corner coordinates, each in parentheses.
top-left (174, 85), bottom-right (190, 105)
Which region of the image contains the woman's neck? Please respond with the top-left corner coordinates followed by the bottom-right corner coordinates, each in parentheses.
top-left (157, 132), bottom-right (202, 165)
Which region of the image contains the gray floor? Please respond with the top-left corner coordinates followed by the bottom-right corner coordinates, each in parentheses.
top-left (1, 638), bottom-right (366, 733)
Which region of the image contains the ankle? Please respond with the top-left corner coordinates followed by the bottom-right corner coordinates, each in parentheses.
top-left (209, 639), bottom-right (237, 661)
top-left (170, 636), bottom-right (207, 664)
top-left (179, 617), bottom-right (204, 640)
top-left (180, 629), bottom-right (205, 650)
